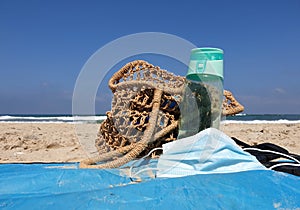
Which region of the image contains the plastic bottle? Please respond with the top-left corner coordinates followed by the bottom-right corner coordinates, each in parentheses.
top-left (178, 48), bottom-right (224, 139)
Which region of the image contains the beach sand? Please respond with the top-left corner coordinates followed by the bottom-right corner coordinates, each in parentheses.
top-left (0, 122), bottom-right (299, 163)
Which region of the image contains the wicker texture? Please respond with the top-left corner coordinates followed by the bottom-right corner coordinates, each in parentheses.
top-left (222, 90), bottom-right (244, 116)
top-left (80, 60), bottom-right (244, 169)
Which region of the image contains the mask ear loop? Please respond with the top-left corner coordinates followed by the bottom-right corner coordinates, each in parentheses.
top-left (129, 147), bottom-right (163, 182)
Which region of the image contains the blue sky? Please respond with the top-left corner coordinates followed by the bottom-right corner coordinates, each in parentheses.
top-left (0, 0), bottom-right (299, 114)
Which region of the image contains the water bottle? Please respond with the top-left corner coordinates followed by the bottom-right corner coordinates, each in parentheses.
top-left (178, 48), bottom-right (224, 139)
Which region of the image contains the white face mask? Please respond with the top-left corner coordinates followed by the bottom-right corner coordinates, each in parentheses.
top-left (156, 128), bottom-right (266, 178)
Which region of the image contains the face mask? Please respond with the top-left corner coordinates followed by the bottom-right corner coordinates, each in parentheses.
top-left (156, 128), bottom-right (266, 178)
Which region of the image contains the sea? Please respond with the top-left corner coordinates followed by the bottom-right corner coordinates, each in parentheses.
top-left (0, 115), bottom-right (106, 124)
top-left (0, 114), bottom-right (300, 124)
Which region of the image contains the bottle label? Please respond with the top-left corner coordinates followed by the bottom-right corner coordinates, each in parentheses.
top-left (188, 60), bottom-right (223, 79)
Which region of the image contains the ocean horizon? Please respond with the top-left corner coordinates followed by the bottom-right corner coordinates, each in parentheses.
top-left (0, 114), bottom-right (300, 124)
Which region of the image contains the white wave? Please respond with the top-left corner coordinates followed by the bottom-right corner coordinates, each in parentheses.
top-left (0, 115), bottom-right (107, 123)
top-left (0, 115), bottom-right (15, 120)
top-left (0, 115), bottom-right (69, 120)
top-left (222, 119), bottom-right (300, 124)
top-left (72, 116), bottom-right (107, 121)
top-left (235, 113), bottom-right (247, 116)
top-left (0, 120), bottom-right (102, 124)
top-left (0, 121), bottom-right (67, 124)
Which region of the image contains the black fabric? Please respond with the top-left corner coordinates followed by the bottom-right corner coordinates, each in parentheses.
top-left (231, 137), bottom-right (300, 176)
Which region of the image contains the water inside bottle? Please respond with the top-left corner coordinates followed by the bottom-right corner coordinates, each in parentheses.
top-left (178, 75), bottom-right (223, 139)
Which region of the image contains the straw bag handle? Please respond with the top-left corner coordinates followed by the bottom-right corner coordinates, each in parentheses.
top-left (108, 60), bottom-right (155, 93)
top-left (108, 60), bottom-right (185, 94)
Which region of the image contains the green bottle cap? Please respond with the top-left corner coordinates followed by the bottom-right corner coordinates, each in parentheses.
top-left (186, 48), bottom-right (224, 80)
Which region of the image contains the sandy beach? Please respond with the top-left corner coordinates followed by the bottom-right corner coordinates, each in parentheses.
top-left (0, 122), bottom-right (299, 163)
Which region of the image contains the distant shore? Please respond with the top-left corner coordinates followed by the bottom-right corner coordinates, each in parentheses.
top-left (0, 122), bottom-right (299, 163)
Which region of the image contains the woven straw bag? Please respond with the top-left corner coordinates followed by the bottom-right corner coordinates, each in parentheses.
top-left (80, 60), bottom-right (244, 168)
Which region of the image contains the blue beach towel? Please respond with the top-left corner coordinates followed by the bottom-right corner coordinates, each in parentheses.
top-left (0, 163), bottom-right (299, 209)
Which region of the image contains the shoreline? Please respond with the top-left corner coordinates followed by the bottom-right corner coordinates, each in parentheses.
top-left (0, 122), bottom-right (299, 163)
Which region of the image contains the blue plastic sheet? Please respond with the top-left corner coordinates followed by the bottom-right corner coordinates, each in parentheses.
top-left (0, 163), bottom-right (299, 209)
